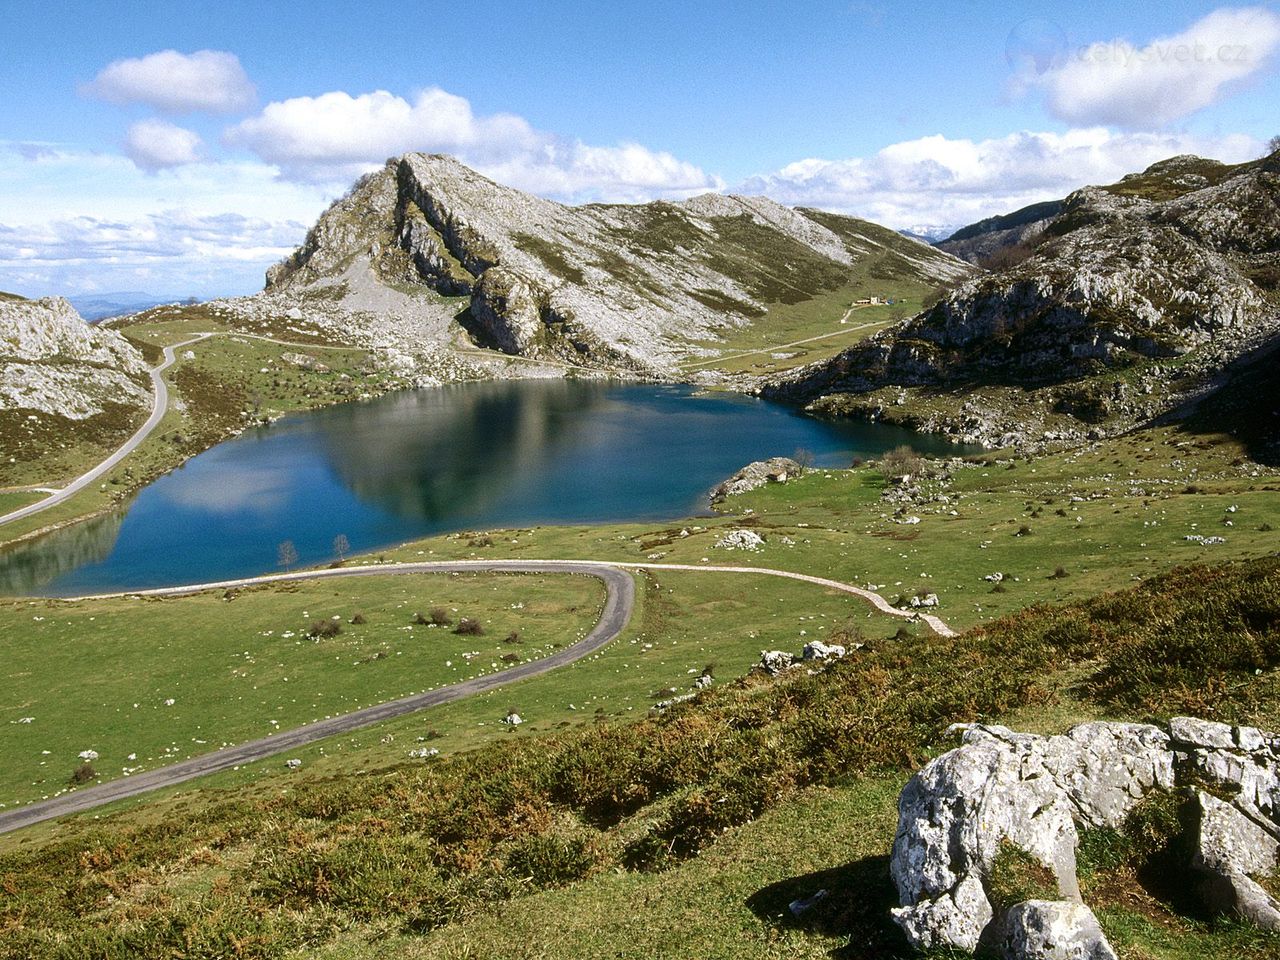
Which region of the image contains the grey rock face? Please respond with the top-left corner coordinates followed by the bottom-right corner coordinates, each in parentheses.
top-left (0, 296), bottom-right (149, 419)
top-left (470, 267), bottom-right (548, 355)
top-left (998, 900), bottom-right (1118, 960)
top-left (265, 153), bottom-right (971, 375)
top-left (1193, 791), bottom-right (1280, 930)
top-left (711, 457), bottom-right (802, 503)
top-left (891, 717), bottom-right (1280, 957)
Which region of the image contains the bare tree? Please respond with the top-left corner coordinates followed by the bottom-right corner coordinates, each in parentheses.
top-left (277, 540), bottom-right (299, 570)
top-left (792, 447), bottom-right (816, 477)
top-left (333, 533), bottom-right (350, 562)
top-left (1269, 135), bottom-right (1280, 156)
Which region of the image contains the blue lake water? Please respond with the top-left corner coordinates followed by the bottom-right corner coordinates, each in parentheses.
top-left (1, 380), bottom-right (966, 595)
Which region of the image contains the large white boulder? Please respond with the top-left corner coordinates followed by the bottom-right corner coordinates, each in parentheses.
top-left (890, 718), bottom-right (1278, 957)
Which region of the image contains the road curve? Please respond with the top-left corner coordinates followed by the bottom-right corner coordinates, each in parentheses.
top-left (0, 561), bottom-right (634, 836)
top-left (620, 561), bottom-right (956, 638)
top-left (0, 333), bottom-right (213, 527)
top-left (0, 557), bottom-right (955, 835)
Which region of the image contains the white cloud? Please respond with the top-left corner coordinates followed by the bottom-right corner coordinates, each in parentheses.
top-left (738, 128), bottom-right (1263, 231)
top-left (0, 144), bottom-right (323, 297)
top-left (124, 119), bottom-right (202, 171)
top-left (227, 87), bottom-right (720, 201)
top-left (83, 49), bottom-right (255, 115)
top-left (1031, 7), bottom-right (1280, 128)
top-left (0, 210), bottom-right (301, 297)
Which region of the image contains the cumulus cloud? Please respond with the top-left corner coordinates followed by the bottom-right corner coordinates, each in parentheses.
top-left (227, 87), bottom-right (720, 201)
top-left (1031, 6), bottom-right (1280, 128)
top-left (124, 119), bottom-right (202, 171)
top-left (737, 128), bottom-right (1262, 231)
top-left (83, 49), bottom-right (256, 115)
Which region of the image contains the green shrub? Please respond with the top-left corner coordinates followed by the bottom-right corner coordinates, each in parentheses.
top-left (986, 841), bottom-right (1059, 912)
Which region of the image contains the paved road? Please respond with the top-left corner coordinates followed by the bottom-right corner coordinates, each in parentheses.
top-left (0, 331), bottom-right (370, 529)
top-left (0, 557), bottom-right (956, 835)
top-left (0, 561), bottom-right (634, 835)
top-left (0, 333), bottom-right (213, 527)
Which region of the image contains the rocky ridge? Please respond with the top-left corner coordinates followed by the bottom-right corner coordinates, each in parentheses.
top-left (262, 154), bottom-right (971, 375)
top-left (766, 152), bottom-right (1280, 450)
top-left (0, 294), bottom-right (149, 420)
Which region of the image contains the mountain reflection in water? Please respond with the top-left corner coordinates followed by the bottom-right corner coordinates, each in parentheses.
top-left (1, 380), bottom-right (972, 596)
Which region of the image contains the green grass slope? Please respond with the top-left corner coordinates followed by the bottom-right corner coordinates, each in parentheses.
top-left (1, 553), bottom-right (1277, 959)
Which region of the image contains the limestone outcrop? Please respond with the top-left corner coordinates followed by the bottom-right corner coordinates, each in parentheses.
top-left (891, 717), bottom-right (1280, 958)
top-left (0, 295), bottom-right (149, 419)
top-left (767, 151), bottom-right (1280, 448)
top-left (710, 456), bottom-right (802, 504)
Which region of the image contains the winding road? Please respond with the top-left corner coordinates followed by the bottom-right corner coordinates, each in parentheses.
top-left (0, 330), bottom-right (367, 529)
top-left (0, 333), bottom-right (213, 527)
top-left (0, 558), bottom-right (954, 835)
top-left (0, 561), bottom-right (634, 835)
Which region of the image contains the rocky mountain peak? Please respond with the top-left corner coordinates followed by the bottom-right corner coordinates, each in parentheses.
top-left (765, 151), bottom-right (1280, 449)
top-left (263, 153), bottom-right (971, 372)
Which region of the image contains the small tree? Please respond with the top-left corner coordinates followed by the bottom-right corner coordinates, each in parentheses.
top-left (792, 448), bottom-right (816, 477)
top-left (333, 533), bottom-right (350, 562)
top-left (277, 540), bottom-right (299, 570)
top-left (1268, 135), bottom-right (1280, 155)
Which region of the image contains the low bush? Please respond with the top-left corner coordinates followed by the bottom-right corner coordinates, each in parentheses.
top-left (307, 619), bottom-right (341, 639)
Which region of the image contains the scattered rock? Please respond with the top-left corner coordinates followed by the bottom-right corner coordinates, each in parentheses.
top-left (758, 650), bottom-right (798, 675)
top-left (908, 593), bottom-right (939, 608)
top-left (788, 888), bottom-right (829, 917)
top-left (501, 711), bottom-right (524, 726)
top-left (281, 351), bottom-right (329, 372)
top-left (802, 640), bottom-right (846, 662)
top-left (714, 529), bottom-right (764, 551)
top-left (711, 457), bottom-right (802, 503)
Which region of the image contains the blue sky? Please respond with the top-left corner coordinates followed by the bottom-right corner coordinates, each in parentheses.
top-left (1, 0), bottom-right (1277, 298)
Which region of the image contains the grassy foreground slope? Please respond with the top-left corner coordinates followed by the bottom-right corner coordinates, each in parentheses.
top-left (1, 553), bottom-right (1277, 959)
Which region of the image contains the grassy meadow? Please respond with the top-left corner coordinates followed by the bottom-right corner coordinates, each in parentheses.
top-left (1, 553), bottom-right (1277, 959)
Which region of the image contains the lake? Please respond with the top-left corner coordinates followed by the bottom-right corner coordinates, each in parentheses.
top-left (1, 380), bottom-right (967, 595)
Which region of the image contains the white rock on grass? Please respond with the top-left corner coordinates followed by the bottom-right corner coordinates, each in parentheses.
top-left (890, 718), bottom-right (1280, 957)
top-left (998, 900), bottom-right (1118, 960)
top-left (801, 640), bottom-right (846, 662)
top-left (714, 529), bottom-right (764, 551)
top-left (759, 650), bottom-right (798, 675)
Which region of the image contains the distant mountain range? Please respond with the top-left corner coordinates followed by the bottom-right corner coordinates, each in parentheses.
top-left (68, 292), bottom-right (184, 322)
